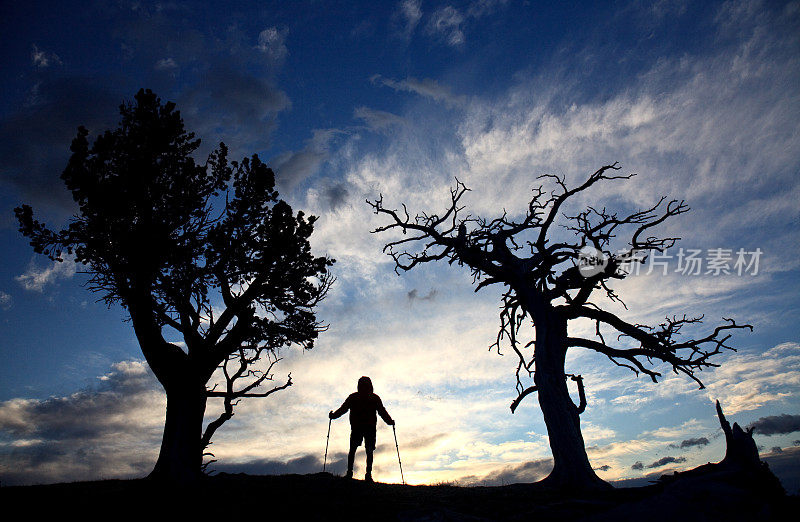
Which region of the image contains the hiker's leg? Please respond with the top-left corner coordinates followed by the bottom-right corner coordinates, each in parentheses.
top-left (364, 429), bottom-right (376, 481)
top-left (366, 449), bottom-right (374, 474)
top-left (346, 445), bottom-right (356, 478)
top-left (347, 429), bottom-right (362, 478)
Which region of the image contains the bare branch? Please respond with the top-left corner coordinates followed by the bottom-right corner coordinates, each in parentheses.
top-left (570, 374), bottom-right (587, 414)
top-left (535, 164), bottom-right (631, 251)
top-left (510, 385), bottom-right (538, 413)
top-left (566, 309), bottom-right (752, 387)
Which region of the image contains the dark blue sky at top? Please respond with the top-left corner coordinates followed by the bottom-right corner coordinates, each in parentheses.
top-left (0, 0), bottom-right (749, 394)
top-left (0, 1), bottom-right (725, 166)
top-left (0, 0), bottom-right (796, 397)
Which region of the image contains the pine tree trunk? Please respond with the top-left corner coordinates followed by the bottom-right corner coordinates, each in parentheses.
top-left (149, 380), bottom-right (208, 483)
top-left (532, 308), bottom-right (610, 490)
top-left (128, 294), bottom-right (210, 483)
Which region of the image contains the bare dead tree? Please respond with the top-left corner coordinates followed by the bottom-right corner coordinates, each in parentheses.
top-left (368, 164), bottom-right (751, 490)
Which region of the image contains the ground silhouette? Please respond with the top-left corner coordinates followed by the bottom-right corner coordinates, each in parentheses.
top-left (1, 464), bottom-right (793, 521)
top-left (5, 400), bottom-right (791, 520)
top-left (6, 402), bottom-right (800, 522)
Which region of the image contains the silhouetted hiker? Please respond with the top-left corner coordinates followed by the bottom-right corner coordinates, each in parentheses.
top-left (329, 376), bottom-right (394, 482)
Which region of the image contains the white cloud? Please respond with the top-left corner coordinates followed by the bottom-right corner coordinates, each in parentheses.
top-left (448, 1), bottom-right (799, 251)
top-left (196, 291), bottom-right (533, 483)
top-left (427, 6), bottom-right (465, 46)
top-left (592, 341), bottom-right (800, 416)
top-left (256, 27), bottom-right (288, 63)
top-left (284, 2), bottom-right (800, 486)
top-left (371, 74), bottom-right (467, 107)
top-left (639, 418), bottom-right (708, 440)
top-left (587, 438), bottom-right (663, 461)
top-left (273, 129), bottom-right (345, 191)
top-left (154, 57), bottom-right (178, 71)
top-left (354, 106), bottom-right (406, 134)
top-left (0, 360), bottom-right (164, 485)
top-left (0, 291), bottom-right (11, 311)
top-left (397, 0), bottom-right (422, 38)
top-left (581, 422), bottom-right (618, 444)
top-left (30, 45), bottom-right (61, 68)
top-left (703, 342), bottom-right (800, 414)
top-left (424, 1), bottom-right (508, 47)
top-left (15, 256), bottom-right (77, 292)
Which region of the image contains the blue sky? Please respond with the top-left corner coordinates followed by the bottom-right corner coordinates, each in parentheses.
top-left (1, 0), bottom-right (799, 488)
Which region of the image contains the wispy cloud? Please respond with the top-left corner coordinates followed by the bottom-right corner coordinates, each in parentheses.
top-left (0, 291), bottom-right (11, 311)
top-left (273, 129), bottom-right (345, 192)
top-left (452, 1), bottom-right (799, 251)
top-left (639, 419), bottom-right (709, 440)
top-left (424, 1), bottom-right (508, 47)
top-left (2, 0), bottom-right (798, 491)
top-left (256, 27), bottom-right (289, 63)
top-left (354, 106), bottom-right (406, 134)
top-left (427, 6), bottom-right (465, 46)
top-left (15, 257), bottom-right (77, 292)
top-left (298, 0), bottom-right (799, 486)
top-left (703, 343), bottom-right (800, 414)
top-left (395, 0), bottom-right (422, 39)
top-left (588, 342), bottom-right (800, 416)
top-left (30, 45), bottom-right (61, 68)
top-left (154, 57), bottom-right (178, 71)
top-left (370, 74), bottom-right (467, 107)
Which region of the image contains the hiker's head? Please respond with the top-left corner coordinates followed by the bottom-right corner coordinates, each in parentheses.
top-left (357, 376), bottom-right (373, 394)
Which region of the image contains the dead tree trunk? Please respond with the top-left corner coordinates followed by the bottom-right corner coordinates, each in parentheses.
top-left (530, 303), bottom-right (609, 490)
top-left (657, 401), bottom-right (785, 499)
top-left (716, 400), bottom-right (760, 469)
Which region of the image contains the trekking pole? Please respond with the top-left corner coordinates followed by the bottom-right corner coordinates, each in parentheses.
top-left (392, 424), bottom-right (405, 485)
top-left (323, 416), bottom-right (332, 472)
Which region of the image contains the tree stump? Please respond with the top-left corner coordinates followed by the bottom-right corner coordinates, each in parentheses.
top-left (716, 400), bottom-right (761, 470)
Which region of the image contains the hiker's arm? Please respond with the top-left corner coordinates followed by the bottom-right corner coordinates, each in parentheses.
top-left (330, 397), bottom-right (350, 419)
top-left (377, 398), bottom-right (394, 425)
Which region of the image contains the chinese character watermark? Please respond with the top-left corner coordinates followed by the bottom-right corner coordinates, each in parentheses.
top-left (578, 247), bottom-right (763, 278)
